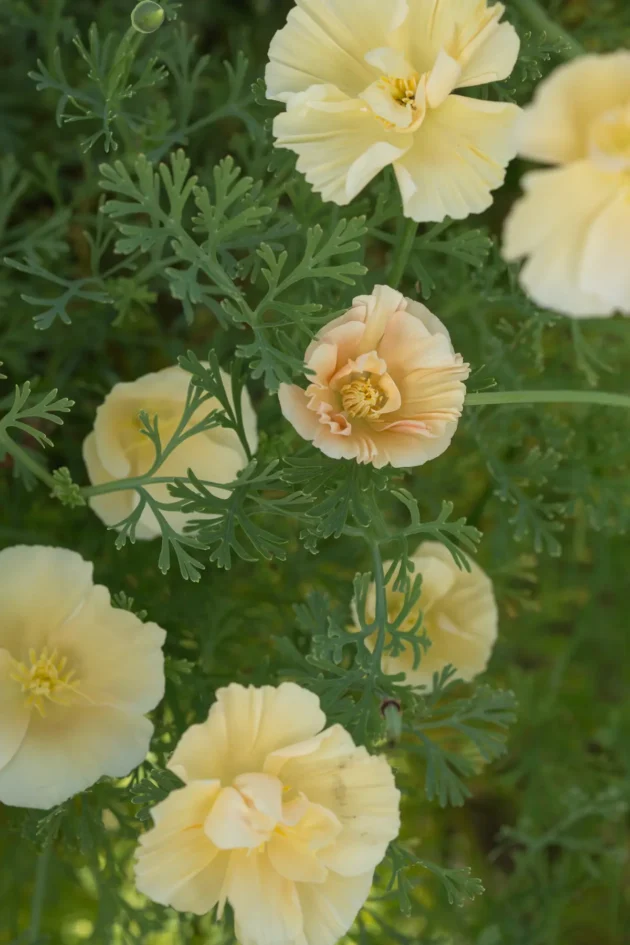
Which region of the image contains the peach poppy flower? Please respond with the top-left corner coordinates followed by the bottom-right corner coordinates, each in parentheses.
top-left (355, 541), bottom-right (498, 690)
top-left (278, 285), bottom-right (470, 468)
top-left (266, 0), bottom-right (521, 221)
top-left (0, 545), bottom-right (165, 809)
top-left (503, 51), bottom-right (630, 316)
top-left (135, 683), bottom-right (400, 945)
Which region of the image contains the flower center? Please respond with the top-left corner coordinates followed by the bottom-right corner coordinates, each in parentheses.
top-left (381, 73), bottom-right (419, 108)
top-left (359, 48), bottom-right (427, 133)
top-left (204, 772), bottom-right (341, 870)
top-left (589, 104), bottom-right (630, 172)
top-left (341, 376), bottom-right (386, 419)
top-left (9, 646), bottom-right (81, 715)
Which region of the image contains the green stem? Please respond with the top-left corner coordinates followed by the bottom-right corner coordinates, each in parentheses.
top-left (29, 844), bottom-right (52, 944)
top-left (45, 0), bottom-right (66, 71)
top-left (466, 389), bottom-right (630, 409)
top-left (369, 537), bottom-right (388, 668)
top-left (387, 219), bottom-right (419, 290)
top-left (509, 0), bottom-right (585, 59)
top-left (82, 473), bottom-right (237, 499)
top-left (0, 436), bottom-right (57, 490)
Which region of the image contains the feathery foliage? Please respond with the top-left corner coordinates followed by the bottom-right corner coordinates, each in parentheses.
top-left (1, 1), bottom-right (629, 943)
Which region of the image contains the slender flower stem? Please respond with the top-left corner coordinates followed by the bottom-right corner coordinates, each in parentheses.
top-left (509, 0), bottom-right (585, 59)
top-left (82, 473), bottom-right (243, 498)
top-left (0, 436), bottom-right (57, 490)
top-left (466, 389), bottom-right (630, 409)
top-left (29, 843), bottom-right (52, 944)
top-left (368, 537), bottom-right (388, 668)
top-left (82, 388), bottom-right (630, 501)
top-left (387, 219), bottom-right (419, 290)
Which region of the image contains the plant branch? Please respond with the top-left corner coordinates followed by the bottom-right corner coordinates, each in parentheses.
top-left (388, 219), bottom-right (419, 290)
top-left (0, 435), bottom-right (57, 490)
top-left (29, 843), bottom-right (53, 944)
top-left (368, 536), bottom-right (388, 670)
top-left (466, 389), bottom-right (630, 409)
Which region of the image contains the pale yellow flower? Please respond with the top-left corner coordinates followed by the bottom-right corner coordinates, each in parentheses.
top-left (0, 545), bottom-right (165, 809)
top-left (266, 0), bottom-right (521, 221)
top-left (354, 542), bottom-right (498, 689)
top-left (503, 51), bottom-right (630, 317)
top-left (135, 683), bottom-right (400, 945)
top-left (83, 364), bottom-right (258, 539)
top-left (278, 285), bottom-right (469, 468)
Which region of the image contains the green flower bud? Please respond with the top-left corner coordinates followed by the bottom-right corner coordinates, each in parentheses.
top-left (131, 1), bottom-right (165, 33)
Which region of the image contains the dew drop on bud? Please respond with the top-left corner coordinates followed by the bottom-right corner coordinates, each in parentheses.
top-left (131, 1), bottom-right (165, 33)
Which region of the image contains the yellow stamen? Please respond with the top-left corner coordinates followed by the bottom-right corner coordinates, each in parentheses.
top-left (589, 105), bottom-right (630, 173)
top-left (381, 73), bottom-right (419, 107)
top-left (341, 377), bottom-right (386, 419)
top-left (9, 646), bottom-right (81, 716)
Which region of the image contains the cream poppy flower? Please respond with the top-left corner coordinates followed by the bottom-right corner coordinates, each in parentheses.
top-left (266, 0), bottom-right (521, 221)
top-left (354, 542), bottom-right (497, 690)
top-left (503, 51), bottom-right (630, 317)
top-left (83, 364), bottom-right (258, 539)
top-left (135, 682), bottom-right (400, 945)
top-left (0, 545), bottom-right (165, 809)
top-left (278, 285), bottom-right (470, 468)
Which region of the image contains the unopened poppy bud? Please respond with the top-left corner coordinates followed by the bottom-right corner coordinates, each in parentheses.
top-left (131, 1), bottom-right (165, 34)
top-left (381, 698), bottom-right (403, 746)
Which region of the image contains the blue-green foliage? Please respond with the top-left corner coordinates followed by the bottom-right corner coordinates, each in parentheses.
top-left (1, 0), bottom-right (629, 943)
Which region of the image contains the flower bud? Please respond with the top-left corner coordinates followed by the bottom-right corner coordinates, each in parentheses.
top-left (131, 1), bottom-right (165, 34)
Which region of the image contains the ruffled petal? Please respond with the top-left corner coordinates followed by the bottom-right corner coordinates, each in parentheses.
top-left (0, 704), bottom-right (152, 809)
top-left (307, 319), bottom-right (365, 366)
top-left (268, 801), bottom-right (340, 882)
top-left (370, 542), bottom-right (498, 689)
top-left (0, 545), bottom-right (93, 657)
top-left (267, 725), bottom-right (400, 877)
top-left (580, 190), bottom-right (630, 315)
top-left (205, 785), bottom-right (276, 850)
top-left (273, 85), bottom-right (411, 206)
top-left (136, 432), bottom-right (247, 539)
top-left (503, 162), bottom-right (620, 317)
top-left (50, 585), bottom-right (165, 714)
top-left (455, 8), bottom-right (519, 88)
top-left (313, 424), bottom-right (377, 464)
top-left (228, 849), bottom-right (303, 945)
top-left (393, 357), bottom-right (469, 421)
top-left (85, 365), bottom-right (254, 514)
top-left (83, 432), bottom-right (136, 532)
top-left (297, 870), bottom-right (374, 945)
top-left (268, 833), bottom-right (328, 884)
top-left (149, 780), bottom-right (222, 831)
top-left (0, 649), bottom-right (31, 772)
top-left (266, 0), bottom-right (409, 101)
top-left (372, 420), bottom-right (458, 468)
top-left (278, 384), bottom-right (320, 443)
top-left (135, 781), bottom-right (228, 914)
top-left (169, 683), bottom-right (326, 784)
top-left (394, 96), bottom-right (520, 222)
top-left (407, 542), bottom-right (498, 687)
top-left (377, 307), bottom-right (453, 378)
top-left (401, 0), bottom-right (517, 83)
top-left (517, 51), bottom-right (630, 165)
top-left (236, 772), bottom-right (285, 821)
top-left (91, 366), bottom-right (191, 481)
top-left (305, 342), bottom-right (339, 387)
top-left (426, 50), bottom-right (462, 109)
top-left (356, 284), bottom-right (407, 354)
